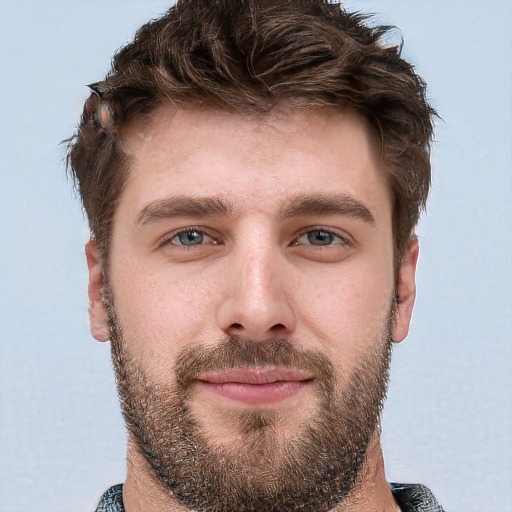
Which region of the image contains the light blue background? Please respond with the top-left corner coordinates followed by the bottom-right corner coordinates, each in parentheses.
top-left (0, 1), bottom-right (510, 511)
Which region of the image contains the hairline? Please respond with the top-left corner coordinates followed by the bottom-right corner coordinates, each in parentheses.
top-left (96, 102), bottom-right (410, 278)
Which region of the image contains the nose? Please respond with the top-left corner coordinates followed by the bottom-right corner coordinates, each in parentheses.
top-left (216, 240), bottom-right (297, 341)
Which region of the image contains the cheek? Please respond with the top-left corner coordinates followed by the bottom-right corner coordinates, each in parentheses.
top-left (297, 258), bottom-right (393, 357)
top-left (109, 261), bottom-right (218, 361)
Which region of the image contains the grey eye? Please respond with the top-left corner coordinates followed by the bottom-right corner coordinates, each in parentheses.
top-left (174, 230), bottom-right (205, 246)
top-left (306, 230), bottom-right (336, 246)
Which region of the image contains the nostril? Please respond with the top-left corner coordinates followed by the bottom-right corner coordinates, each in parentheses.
top-left (231, 323), bottom-right (243, 330)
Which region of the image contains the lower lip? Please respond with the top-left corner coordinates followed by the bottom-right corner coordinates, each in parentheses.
top-left (199, 380), bottom-right (309, 405)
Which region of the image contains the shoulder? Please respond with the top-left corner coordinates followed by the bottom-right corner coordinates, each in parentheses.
top-left (390, 482), bottom-right (445, 512)
top-left (94, 484), bottom-right (125, 512)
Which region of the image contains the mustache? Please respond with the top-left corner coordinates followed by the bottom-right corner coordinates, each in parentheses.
top-left (174, 336), bottom-right (334, 388)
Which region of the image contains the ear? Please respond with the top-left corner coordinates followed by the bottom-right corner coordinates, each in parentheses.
top-left (392, 238), bottom-right (419, 343)
top-left (85, 240), bottom-right (110, 342)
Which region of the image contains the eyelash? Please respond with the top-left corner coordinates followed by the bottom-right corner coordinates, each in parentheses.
top-left (159, 226), bottom-right (352, 249)
top-left (290, 227), bottom-right (352, 248)
top-left (159, 226), bottom-right (220, 249)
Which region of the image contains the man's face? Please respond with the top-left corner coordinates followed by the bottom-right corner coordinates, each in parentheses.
top-left (87, 107), bottom-right (417, 511)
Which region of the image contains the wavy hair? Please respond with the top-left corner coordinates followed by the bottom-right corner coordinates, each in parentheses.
top-left (67, 0), bottom-right (436, 267)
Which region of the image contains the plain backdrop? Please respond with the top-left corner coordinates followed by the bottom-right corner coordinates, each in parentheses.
top-left (0, 1), bottom-right (511, 511)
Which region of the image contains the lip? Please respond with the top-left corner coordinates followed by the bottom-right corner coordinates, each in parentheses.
top-left (197, 367), bottom-right (313, 405)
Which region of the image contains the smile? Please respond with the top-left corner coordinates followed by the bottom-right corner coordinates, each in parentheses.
top-left (197, 368), bottom-right (313, 405)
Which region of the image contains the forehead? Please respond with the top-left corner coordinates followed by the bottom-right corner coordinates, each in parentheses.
top-left (120, 105), bottom-right (390, 217)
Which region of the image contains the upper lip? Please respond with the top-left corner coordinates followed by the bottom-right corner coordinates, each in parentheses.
top-left (198, 367), bottom-right (313, 384)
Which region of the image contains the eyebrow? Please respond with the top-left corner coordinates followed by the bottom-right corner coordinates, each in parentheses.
top-left (137, 196), bottom-right (235, 225)
top-left (136, 193), bottom-right (374, 225)
top-left (280, 194), bottom-right (375, 224)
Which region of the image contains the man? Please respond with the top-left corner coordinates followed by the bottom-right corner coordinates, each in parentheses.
top-left (67, 1), bottom-right (443, 511)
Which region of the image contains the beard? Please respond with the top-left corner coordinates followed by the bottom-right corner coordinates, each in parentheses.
top-left (105, 288), bottom-right (393, 512)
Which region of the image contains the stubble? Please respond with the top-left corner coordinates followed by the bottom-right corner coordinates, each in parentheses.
top-left (105, 287), bottom-right (393, 512)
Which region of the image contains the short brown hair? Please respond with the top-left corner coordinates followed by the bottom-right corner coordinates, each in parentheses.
top-left (67, 0), bottom-right (436, 265)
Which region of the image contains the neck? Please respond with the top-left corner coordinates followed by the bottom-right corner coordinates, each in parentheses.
top-left (331, 432), bottom-right (401, 512)
top-left (123, 434), bottom-right (401, 512)
top-left (123, 439), bottom-right (190, 512)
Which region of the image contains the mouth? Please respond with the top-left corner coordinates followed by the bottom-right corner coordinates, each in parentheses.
top-left (197, 367), bottom-right (314, 406)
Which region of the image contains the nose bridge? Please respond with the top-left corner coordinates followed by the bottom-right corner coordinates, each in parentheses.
top-left (239, 236), bottom-right (279, 306)
top-left (217, 222), bottom-right (296, 339)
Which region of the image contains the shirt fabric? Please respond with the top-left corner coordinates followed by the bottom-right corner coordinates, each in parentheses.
top-left (95, 482), bottom-right (445, 511)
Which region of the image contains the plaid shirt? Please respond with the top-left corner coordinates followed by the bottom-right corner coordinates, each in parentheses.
top-left (95, 482), bottom-right (445, 511)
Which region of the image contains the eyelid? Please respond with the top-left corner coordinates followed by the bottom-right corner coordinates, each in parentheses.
top-left (155, 224), bottom-right (352, 250)
top-left (158, 225), bottom-right (220, 248)
top-left (291, 226), bottom-right (353, 247)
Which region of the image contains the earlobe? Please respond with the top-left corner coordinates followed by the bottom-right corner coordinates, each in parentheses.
top-left (85, 240), bottom-right (110, 342)
top-left (392, 238), bottom-right (419, 343)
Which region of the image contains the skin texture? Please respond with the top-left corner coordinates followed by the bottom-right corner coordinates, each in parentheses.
top-left (86, 107), bottom-right (418, 511)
